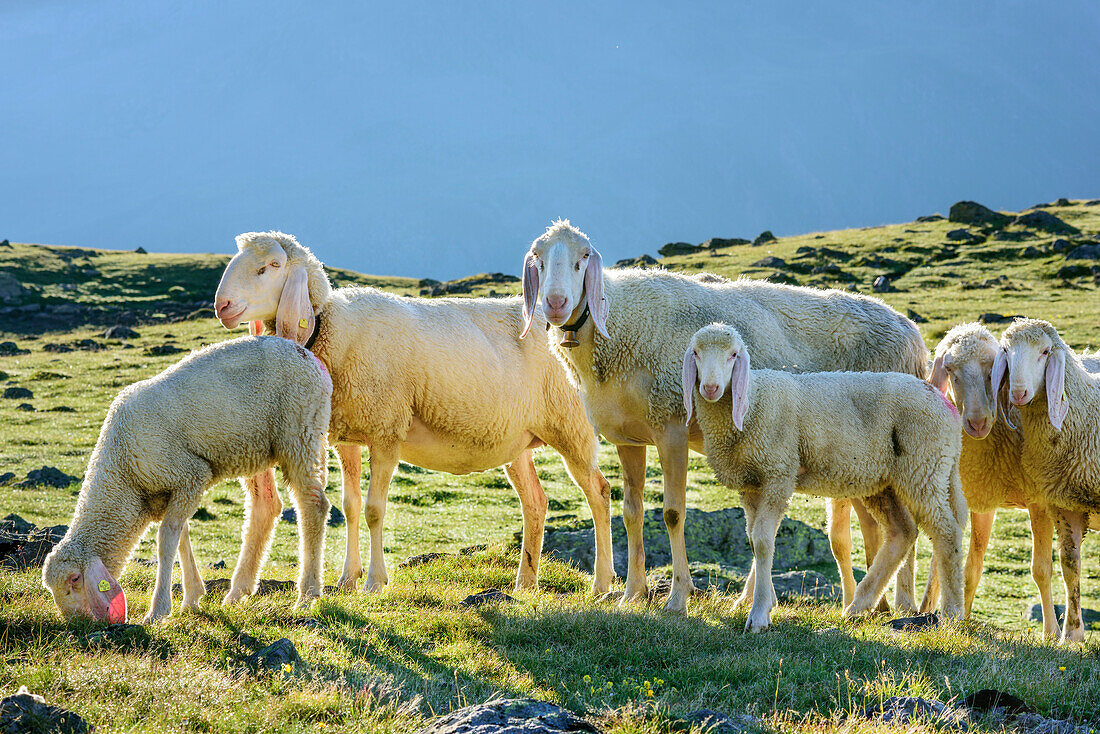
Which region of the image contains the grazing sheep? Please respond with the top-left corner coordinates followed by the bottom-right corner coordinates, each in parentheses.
top-left (213, 232), bottom-right (614, 595)
top-left (999, 318), bottom-right (1100, 643)
top-left (42, 336), bottom-right (332, 624)
top-left (683, 324), bottom-right (966, 631)
top-left (520, 219), bottom-right (928, 613)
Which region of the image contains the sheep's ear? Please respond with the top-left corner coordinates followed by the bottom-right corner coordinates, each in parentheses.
top-left (929, 355), bottom-right (949, 395)
top-left (1046, 349), bottom-right (1069, 430)
top-left (584, 247), bottom-right (610, 339)
top-left (249, 321), bottom-right (264, 337)
top-left (276, 266), bottom-right (315, 345)
top-left (681, 346), bottom-right (697, 425)
top-left (520, 252), bottom-right (540, 338)
top-left (730, 349), bottom-right (751, 431)
top-left (991, 349), bottom-right (1011, 429)
top-left (85, 557), bottom-right (126, 623)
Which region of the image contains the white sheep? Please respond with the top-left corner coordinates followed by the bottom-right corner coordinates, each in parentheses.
top-left (213, 232), bottom-right (615, 595)
top-left (683, 323), bottom-right (967, 631)
top-left (998, 318), bottom-right (1100, 643)
top-left (520, 219), bottom-right (928, 613)
top-left (42, 336), bottom-right (332, 624)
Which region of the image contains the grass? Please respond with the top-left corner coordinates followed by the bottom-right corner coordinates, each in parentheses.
top-left (2, 198), bottom-right (1099, 731)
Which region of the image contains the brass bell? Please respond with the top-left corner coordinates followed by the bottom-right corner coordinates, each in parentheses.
top-left (560, 330), bottom-right (580, 348)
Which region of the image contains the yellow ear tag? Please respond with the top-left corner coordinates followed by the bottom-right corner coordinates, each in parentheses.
top-left (298, 318), bottom-right (308, 329)
top-left (98, 579), bottom-right (111, 592)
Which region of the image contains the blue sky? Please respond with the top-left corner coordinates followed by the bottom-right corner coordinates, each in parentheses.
top-left (2, 2), bottom-right (1098, 280)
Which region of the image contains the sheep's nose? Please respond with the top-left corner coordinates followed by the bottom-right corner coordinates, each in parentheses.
top-left (1011, 388), bottom-right (1030, 405)
top-left (701, 383), bottom-right (720, 399)
top-left (545, 294), bottom-right (567, 311)
top-left (966, 416), bottom-right (990, 437)
top-left (214, 298), bottom-right (233, 317)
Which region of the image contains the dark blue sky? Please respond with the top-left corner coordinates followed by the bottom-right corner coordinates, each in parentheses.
top-left (2, 2), bottom-right (1098, 280)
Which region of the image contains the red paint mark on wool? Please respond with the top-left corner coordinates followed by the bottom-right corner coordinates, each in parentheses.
top-left (939, 391), bottom-right (959, 417)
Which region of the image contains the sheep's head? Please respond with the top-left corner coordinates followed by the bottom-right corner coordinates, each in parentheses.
top-left (520, 219), bottom-right (609, 340)
top-left (1000, 318), bottom-right (1070, 430)
top-left (682, 323), bottom-right (751, 430)
top-left (930, 323), bottom-right (1000, 439)
top-left (214, 231), bottom-right (331, 345)
top-left (42, 543), bottom-right (126, 623)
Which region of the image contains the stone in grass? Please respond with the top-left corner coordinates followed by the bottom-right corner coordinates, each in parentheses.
top-left (962, 689), bottom-right (1033, 716)
top-left (671, 709), bottom-right (758, 733)
top-left (872, 275), bottom-right (895, 293)
top-left (2, 386), bottom-right (32, 400)
top-left (103, 325), bottom-right (139, 340)
top-left (948, 200), bottom-right (1012, 228)
top-left (15, 403), bottom-right (33, 412)
top-left (414, 698), bottom-right (599, 734)
top-left (0, 686), bottom-right (94, 734)
top-left (906, 308), bottom-right (928, 324)
top-left (1067, 244), bottom-right (1100, 261)
top-left (0, 342), bottom-right (29, 357)
top-left (83, 623), bottom-right (149, 652)
top-left (19, 465), bottom-right (80, 489)
top-left (1026, 602), bottom-right (1100, 629)
top-left (145, 344), bottom-right (184, 356)
top-left (1012, 210), bottom-right (1081, 235)
top-left (886, 612), bottom-right (939, 631)
top-left (861, 696), bottom-right (969, 729)
top-left (979, 312), bottom-right (1014, 325)
top-left (399, 552), bottom-right (454, 568)
top-left (752, 230), bottom-right (776, 246)
top-left (279, 506), bottom-right (346, 527)
top-left (751, 256), bottom-right (786, 269)
top-left (246, 638), bottom-right (300, 673)
top-left (771, 570), bottom-right (840, 601)
top-left (461, 589), bottom-right (516, 607)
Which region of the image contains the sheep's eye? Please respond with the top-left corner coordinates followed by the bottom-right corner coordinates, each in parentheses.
top-left (270, 261), bottom-right (281, 269)
top-left (256, 266), bottom-right (266, 276)
top-left (1041, 349), bottom-right (1050, 357)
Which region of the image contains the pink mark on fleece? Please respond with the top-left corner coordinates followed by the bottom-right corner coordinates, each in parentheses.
top-left (939, 391), bottom-right (960, 418)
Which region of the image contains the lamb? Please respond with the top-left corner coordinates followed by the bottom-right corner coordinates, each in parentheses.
top-left (42, 336), bottom-right (332, 624)
top-left (998, 318), bottom-right (1100, 643)
top-left (683, 324), bottom-right (967, 631)
top-left (213, 232), bottom-right (614, 595)
top-left (520, 219), bottom-right (928, 613)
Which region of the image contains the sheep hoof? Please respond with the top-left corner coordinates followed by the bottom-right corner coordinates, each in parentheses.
top-left (336, 568), bottom-right (362, 591)
top-left (662, 592), bottom-right (689, 615)
top-left (142, 609), bottom-right (169, 625)
top-left (362, 575), bottom-right (388, 593)
top-left (745, 613), bottom-right (771, 633)
top-left (180, 597), bottom-right (202, 612)
top-left (223, 589), bottom-right (248, 606)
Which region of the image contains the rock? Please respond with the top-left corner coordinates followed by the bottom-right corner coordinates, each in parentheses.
top-left (83, 623), bottom-right (149, 651)
top-left (460, 544), bottom-right (487, 555)
top-left (15, 403), bottom-right (33, 412)
top-left (702, 237), bottom-right (750, 249)
top-left (422, 273), bottom-right (520, 297)
top-left (461, 589), bottom-right (516, 607)
top-left (280, 508), bottom-right (297, 523)
top-left (765, 272), bottom-right (799, 286)
top-left (979, 313), bottom-right (1014, 324)
top-left (993, 229), bottom-right (1036, 242)
top-left (915, 214), bottom-right (945, 222)
top-left (771, 570), bottom-right (840, 601)
top-left (861, 696), bottom-right (968, 729)
top-left (1050, 239), bottom-right (1073, 253)
top-left (0, 514), bottom-right (68, 570)
top-left (1011, 712), bottom-right (1095, 734)
top-left (906, 308), bottom-right (927, 324)
top-left (672, 709), bottom-right (757, 733)
top-left (752, 231), bottom-right (776, 246)
top-left (614, 254), bottom-right (659, 268)
top-left (948, 201), bottom-right (1012, 228)
top-left (42, 343), bottom-right (73, 353)
top-left (0, 685), bottom-right (94, 733)
top-left (658, 242), bottom-right (702, 257)
top-left (0, 342), bottom-right (29, 357)
top-left (872, 276), bottom-right (895, 293)
top-left (327, 506), bottom-right (345, 526)
top-left (1013, 211), bottom-right (1080, 234)
top-left (962, 689), bottom-right (1033, 716)
top-left (1054, 198), bottom-right (1072, 206)
top-left (19, 466), bottom-right (80, 488)
top-left (1066, 244), bottom-right (1100, 261)
top-left (246, 638), bottom-right (300, 672)
top-left (399, 552), bottom-right (453, 568)
top-left (1055, 264), bottom-right (1099, 280)
top-left (0, 473), bottom-right (14, 485)
top-left (414, 698), bottom-right (599, 734)
top-left (1021, 245), bottom-right (1044, 258)
top-left (751, 256), bottom-right (786, 268)
top-left (210, 560), bottom-right (228, 570)
top-left (191, 507), bottom-right (216, 521)
top-left (541, 507), bottom-right (831, 575)
top-left (145, 344), bottom-right (184, 356)
top-left (134, 246), bottom-right (147, 254)
top-left (0, 273), bottom-right (29, 305)
top-left (1026, 602), bottom-right (1100, 629)
top-left (887, 612), bottom-right (939, 631)
top-left (103, 325), bottom-right (139, 340)
top-left (946, 228), bottom-right (983, 243)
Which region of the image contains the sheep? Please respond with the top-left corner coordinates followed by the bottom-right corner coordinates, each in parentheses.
top-left (683, 323), bottom-right (967, 631)
top-left (520, 219), bottom-right (928, 613)
top-left (998, 318), bottom-right (1100, 643)
top-left (42, 336), bottom-right (332, 624)
top-left (213, 231), bottom-right (614, 595)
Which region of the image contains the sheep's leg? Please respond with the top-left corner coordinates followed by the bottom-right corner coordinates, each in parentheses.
top-left (846, 491), bottom-right (915, 616)
top-left (617, 444), bottom-right (649, 603)
top-left (962, 510), bottom-right (995, 616)
top-left (336, 444), bottom-right (364, 590)
top-left (655, 428), bottom-right (693, 614)
top-left (1055, 509), bottom-right (1087, 644)
top-left (145, 516), bottom-right (187, 624)
top-left (893, 543), bottom-right (918, 615)
top-left (504, 450), bottom-right (548, 591)
top-left (852, 499), bottom-right (892, 613)
top-left (364, 443), bottom-right (398, 592)
top-left (285, 466), bottom-right (330, 607)
top-left (1028, 506), bottom-right (1060, 641)
top-left (226, 470), bottom-right (282, 605)
top-left (178, 522), bottom-right (205, 612)
top-left (828, 498), bottom-right (857, 610)
top-left (745, 487), bottom-right (790, 633)
top-left (920, 560), bottom-right (939, 615)
top-left (733, 492), bottom-right (761, 611)
top-left (919, 478), bottom-right (965, 620)
top-left (558, 458), bottom-right (615, 594)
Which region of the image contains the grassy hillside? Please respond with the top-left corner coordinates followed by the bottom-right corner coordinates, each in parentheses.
top-left (2, 199), bottom-right (1099, 733)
